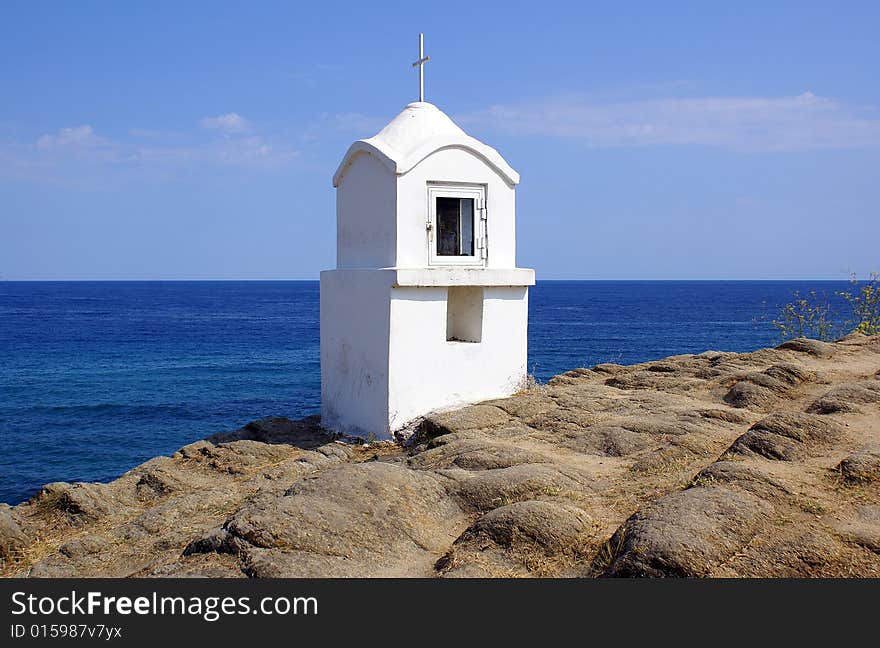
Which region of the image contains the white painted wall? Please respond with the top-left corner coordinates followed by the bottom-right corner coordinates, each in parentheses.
top-left (447, 286), bottom-right (484, 342)
top-left (336, 152), bottom-right (396, 268)
top-left (396, 147), bottom-right (517, 269)
top-left (320, 269), bottom-right (392, 436)
top-left (387, 286), bottom-right (529, 431)
top-left (321, 272), bottom-right (530, 438)
top-left (322, 102), bottom-right (532, 439)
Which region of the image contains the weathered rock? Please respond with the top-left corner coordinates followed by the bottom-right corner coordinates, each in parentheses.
top-left (547, 368), bottom-right (596, 385)
top-left (417, 405), bottom-right (511, 440)
top-left (778, 337), bottom-right (834, 358)
top-left (219, 462), bottom-right (467, 577)
top-left (466, 500), bottom-right (593, 552)
top-left (0, 505), bottom-right (29, 560)
top-left (742, 371), bottom-right (790, 394)
top-left (728, 429), bottom-right (803, 460)
top-left (833, 505), bottom-right (880, 554)
top-left (146, 553), bottom-right (246, 578)
top-left (131, 458), bottom-right (192, 500)
top-left (697, 408), bottom-right (749, 424)
top-left (807, 381), bottom-right (880, 414)
top-left (58, 535), bottom-right (112, 559)
top-left (485, 393), bottom-right (558, 426)
top-left (747, 528), bottom-right (855, 577)
top-left (408, 437), bottom-right (552, 471)
top-left (723, 380), bottom-right (776, 409)
top-left (592, 363), bottom-right (626, 375)
top-left (764, 362), bottom-right (815, 386)
top-left (179, 439), bottom-right (303, 475)
top-left (647, 362), bottom-right (679, 373)
top-left (837, 448), bottom-right (880, 483)
top-left (449, 464), bottom-right (585, 512)
top-left (32, 482), bottom-right (116, 523)
top-left (806, 396), bottom-right (859, 414)
top-left (526, 401), bottom-right (598, 433)
top-left (436, 500), bottom-right (596, 577)
top-left (693, 461), bottom-right (790, 500)
top-left (750, 411), bottom-right (844, 444)
top-left (592, 427), bottom-right (654, 456)
top-left (206, 415), bottom-right (329, 446)
top-left (616, 417), bottom-right (703, 437)
top-left (603, 486), bottom-right (773, 577)
top-left (183, 527), bottom-right (239, 556)
top-left (726, 411), bottom-right (844, 461)
top-left (605, 372), bottom-right (702, 393)
top-left (551, 425), bottom-right (652, 457)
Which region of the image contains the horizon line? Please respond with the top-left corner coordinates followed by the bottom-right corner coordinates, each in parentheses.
top-left (0, 277), bottom-right (859, 283)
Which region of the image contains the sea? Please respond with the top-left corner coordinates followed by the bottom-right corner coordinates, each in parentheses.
top-left (0, 280), bottom-right (852, 505)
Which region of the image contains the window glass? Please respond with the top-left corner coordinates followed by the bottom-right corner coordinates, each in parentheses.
top-left (460, 198), bottom-right (474, 256)
top-left (436, 197), bottom-right (474, 256)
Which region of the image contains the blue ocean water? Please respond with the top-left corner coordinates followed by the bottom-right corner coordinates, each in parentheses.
top-left (0, 280), bottom-right (850, 505)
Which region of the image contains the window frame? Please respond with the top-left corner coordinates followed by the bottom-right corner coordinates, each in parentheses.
top-left (427, 183), bottom-right (486, 267)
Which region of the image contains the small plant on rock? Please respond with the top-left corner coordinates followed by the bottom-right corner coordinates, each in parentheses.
top-left (769, 273), bottom-right (879, 342)
top-left (838, 272), bottom-right (880, 336)
top-left (771, 290), bottom-right (836, 342)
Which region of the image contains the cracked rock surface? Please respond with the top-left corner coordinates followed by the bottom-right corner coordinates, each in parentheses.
top-left (2, 334), bottom-right (879, 578)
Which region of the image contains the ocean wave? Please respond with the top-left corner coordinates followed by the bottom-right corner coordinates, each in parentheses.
top-left (9, 402), bottom-right (201, 416)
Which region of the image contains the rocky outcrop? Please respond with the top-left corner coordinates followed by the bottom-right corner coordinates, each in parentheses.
top-left (603, 486), bottom-right (773, 577)
top-left (0, 505), bottom-right (29, 560)
top-left (725, 412), bottom-right (845, 461)
top-left (837, 447), bottom-right (880, 484)
top-left (2, 335), bottom-right (879, 578)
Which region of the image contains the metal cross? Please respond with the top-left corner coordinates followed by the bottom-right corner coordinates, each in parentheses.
top-left (411, 33), bottom-right (430, 102)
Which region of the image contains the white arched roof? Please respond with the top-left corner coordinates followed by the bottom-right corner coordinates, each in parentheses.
top-left (332, 102), bottom-right (519, 187)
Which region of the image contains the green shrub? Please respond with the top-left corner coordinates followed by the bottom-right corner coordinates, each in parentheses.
top-left (769, 273), bottom-right (879, 342)
top-left (838, 272), bottom-right (880, 336)
top-left (771, 290), bottom-right (836, 342)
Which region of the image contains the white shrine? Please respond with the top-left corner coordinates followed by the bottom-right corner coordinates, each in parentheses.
top-left (320, 35), bottom-right (535, 438)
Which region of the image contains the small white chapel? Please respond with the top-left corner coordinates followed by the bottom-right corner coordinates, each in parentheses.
top-left (320, 34), bottom-right (535, 439)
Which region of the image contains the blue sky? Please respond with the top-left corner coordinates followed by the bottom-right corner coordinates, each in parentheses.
top-left (1, 1), bottom-right (878, 280)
